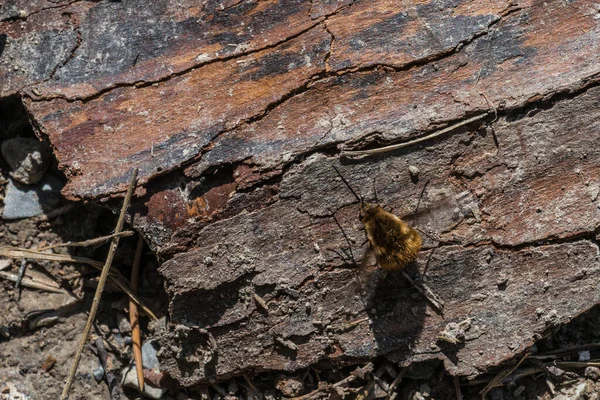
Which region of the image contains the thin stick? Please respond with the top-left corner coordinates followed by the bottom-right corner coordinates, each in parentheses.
top-left (0, 247), bottom-right (104, 267)
top-left (61, 169), bottom-right (138, 400)
top-left (341, 113), bottom-right (489, 157)
top-left (38, 231), bottom-right (134, 251)
top-left (332, 165), bottom-right (363, 203)
top-left (130, 235), bottom-right (145, 393)
top-left (554, 361), bottom-right (600, 368)
top-left (37, 204), bottom-right (76, 221)
top-left (329, 209), bottom-right (357, 266)
top-left (0, 270), bottom-right (65, 293)
top-left (414, 179), bottom-right (430, 216)
top-left (478, 92), bottom-right (497, 123)
top-left (388, 368), bottom-right (406, 393)
top-left (528, 343), bottom-right (600, 359)
top-left (243, 375), bottom-right (263, 400)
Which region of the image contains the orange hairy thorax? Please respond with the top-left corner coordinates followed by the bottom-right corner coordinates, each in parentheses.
top-left (360, 202), bottom-right (422, 271)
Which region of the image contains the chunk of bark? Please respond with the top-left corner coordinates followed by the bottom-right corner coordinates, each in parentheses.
top-left (5, 0), bottom-right (600, 388)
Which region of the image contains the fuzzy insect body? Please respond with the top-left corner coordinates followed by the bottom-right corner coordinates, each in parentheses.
top-left (332, 166), bottom-right (422, 271)
top-left (360, 202), bottom-right (422, 271)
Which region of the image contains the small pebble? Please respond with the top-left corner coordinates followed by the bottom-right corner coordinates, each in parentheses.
top-left (579, 350), bottom-right (591, 361)
top-left (409, 165), bottom-right (420, 181)
top-left (142, 340), bottom-right (160, 370)
top-left (535, 308), bottom-right (544, 317)
top-left (275, 377), bottom-right (304, 397)
top-left (148, 316), bottom-right (167, 334)
top-left (585, 366), bottom-right (600, 380)
top-left (1, 138), bottom-right (52, 184)
top-left (412, 392), bottom-right (426, 400)
top-left (92, 366), bottom-right (105, 382)
top-left (121, 364), bottom-right (166, 399)
top-left (118, 314), bottom-right (132, 334)
top-left (3, 175), bottom-right (63, 220)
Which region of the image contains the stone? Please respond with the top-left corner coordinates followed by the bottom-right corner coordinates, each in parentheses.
top-left (585, 366), bottom-right (600, 380)
top-left (275, 376), bottom-right (304, 397)
top-left (408, 165), bottom-right (420, 180)
top-left (92, 366), bottom-right (104, 382)
top-left (142, 340), bottom-right (160, 370)
top-left (117, 313), bottom-right (132, 334)
top-left (121, 364), bottom-right (166, 399)
top-left (2, 175), bottom-right (63, 220)
top-left (1, 138), bottom-right (52, 184)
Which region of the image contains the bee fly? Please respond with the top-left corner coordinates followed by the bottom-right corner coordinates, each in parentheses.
top-left (332, 165), bottom-right (444, 314)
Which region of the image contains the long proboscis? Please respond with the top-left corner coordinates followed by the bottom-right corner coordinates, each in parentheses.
top-left (332, 165), bottom-right (363, 204)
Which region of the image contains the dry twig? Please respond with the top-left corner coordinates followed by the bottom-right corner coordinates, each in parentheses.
top-left (454, 376), bottom-right (462, 400)
top-left (243, 375), bottom-right (263, 400)
top-left (0, 269), bottom-right (65, 293)
top-left (37, 204), bottom-right (76, 221)
top-left (130, 235), bottom-right (145, 393)
top-left (341, 113), bottom-right (489, 157)
top-left (38, 231), bottom-right (134, 251)
top-left (388, 367), bottom-right (405, 393)
top-left (60, 169), bottom-right (138, 400)
top-left (292, 363), bottom-right (374, 400)
top-left (0, 247), bottom-right (103, 267)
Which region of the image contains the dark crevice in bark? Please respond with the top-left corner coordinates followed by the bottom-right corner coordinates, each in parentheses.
top-left (48, 16), bottom-right (82, 81)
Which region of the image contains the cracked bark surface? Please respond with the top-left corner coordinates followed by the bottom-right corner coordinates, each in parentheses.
top-left (4, 0), bottom-right (600, 387)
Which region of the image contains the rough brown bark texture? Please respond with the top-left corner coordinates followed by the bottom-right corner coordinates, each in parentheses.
top-left (4, 0), bottom-right (600, 386)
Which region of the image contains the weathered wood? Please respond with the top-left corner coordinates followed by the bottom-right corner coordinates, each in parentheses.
top-left (5, 0), bottom-right (600, 388)
top-left (156, 85), bottom-right (600, 384)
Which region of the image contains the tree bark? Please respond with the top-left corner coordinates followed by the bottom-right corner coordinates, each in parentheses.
top-left (3, 0), bottom-right (600, 386)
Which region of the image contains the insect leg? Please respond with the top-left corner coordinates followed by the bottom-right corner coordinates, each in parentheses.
top-left (401, 270), bottom-right (445, 316)
top-left (329, 208), bottom-right (357, 267)
top-left (414, 179), bottom-right (430, 215)
top-left (328, 208), bottom-right (373, 296)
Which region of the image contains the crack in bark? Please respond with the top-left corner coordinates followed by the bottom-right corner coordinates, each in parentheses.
top-left (48, 14), bottom-right (82, 81)
top-left (25, 20), bottom-right (327, 103)
top-left (17, 0), bottom-right (83, 21)
top-left (339, 73), bottom-right (600, 159)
